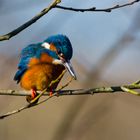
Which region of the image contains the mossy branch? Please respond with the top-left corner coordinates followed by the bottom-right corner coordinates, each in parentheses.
top-left (0, 82), bottom-right (140, 97)
top-left (0, 80), bottom-right (140, 119)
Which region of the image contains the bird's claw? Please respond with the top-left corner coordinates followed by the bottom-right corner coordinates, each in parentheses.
top-left (26, 89), bottom-right (39, 104)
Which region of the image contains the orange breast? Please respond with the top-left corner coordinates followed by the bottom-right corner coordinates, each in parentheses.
top-left (20, 63), bottom-right (65, 91)
top-left (20, 52), bottom-right (65, 91)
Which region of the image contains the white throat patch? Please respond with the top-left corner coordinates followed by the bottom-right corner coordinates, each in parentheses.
top-left (52, 59), bottom-right (63, 65)
top-left (42, 42), bottom-right (50, 49)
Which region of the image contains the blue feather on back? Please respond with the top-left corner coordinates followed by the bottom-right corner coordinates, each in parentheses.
top-left (14, 43), bottom-right (47, 83)
top-left (14, 42), bottom-right (59, 83)
top-left (14, 34), bottom-right (73, 83)
top-left (18, 43), bottom-right (43, 69)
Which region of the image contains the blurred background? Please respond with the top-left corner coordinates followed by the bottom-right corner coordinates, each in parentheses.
top-left (0, 0), bottom-right (140, 140)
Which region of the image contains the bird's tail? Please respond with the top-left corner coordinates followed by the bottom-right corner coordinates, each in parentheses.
top-left (14, 68), bottom-right (26, 83)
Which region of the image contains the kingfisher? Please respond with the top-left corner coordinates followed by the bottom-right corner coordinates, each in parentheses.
top-left (14, 34), bottom-right (76, 103)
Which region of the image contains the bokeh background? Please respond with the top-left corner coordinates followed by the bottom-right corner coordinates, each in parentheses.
top-left (0, 0), bottom-right (140, 140)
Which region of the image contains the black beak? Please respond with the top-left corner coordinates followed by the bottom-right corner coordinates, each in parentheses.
top-left (63, 60), bottom-right (77, 80)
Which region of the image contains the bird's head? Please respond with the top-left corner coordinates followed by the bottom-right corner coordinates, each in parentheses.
top-left (42, 34), bottom-right (77, 80)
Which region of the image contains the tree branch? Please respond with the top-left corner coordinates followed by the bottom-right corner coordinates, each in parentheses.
top-left (0, 0), bottom-right (61, 41)
top-left (0, 82), bottom-right (140, 96)
top-left (0, 81), bottom-right (140, 119)
top-left (55, 0), bottom-right (140, 12)
top-left (0, 92), bottom-right (57, 119)
top-left (0, 0), bottom-right (139, 41)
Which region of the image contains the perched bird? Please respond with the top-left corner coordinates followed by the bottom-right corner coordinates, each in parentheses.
top-left (14, 34), bottom-right (76, 103)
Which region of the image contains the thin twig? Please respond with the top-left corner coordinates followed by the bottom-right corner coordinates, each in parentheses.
top-left (0, 80), bottom-right (140, 119)
top-left (0, 70), bottom-right (72, 119)
top-left (0, 0), bottom-right (139, 41)
top-left (121, 86), bottom-right (140, 95)
top-left (0, 82), bottom-right (140, 96)
top-left (0, 0), bottom-right (61, 41)
top-left (0, 93), bottom-right (57, 119)
top-left (29, 69), bottom-right (66, 104)
top-left (56, 0), bottom-right (140, 12)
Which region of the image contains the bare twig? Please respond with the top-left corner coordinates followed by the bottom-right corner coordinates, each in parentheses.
top-left (0, 70), bottom-right (71, 119)
top-left (0, 0), bottom-right (139, 41)
top-left (0, 83), bottom-right (140, 96)
top-left (0, 0), bottom-right (61, 41)
top-left (56, 0), bottom-right (140, 12)
top-left (0, 80), bottom-right (140, 119)
top-left (0, 93), bottom-right (57, 119)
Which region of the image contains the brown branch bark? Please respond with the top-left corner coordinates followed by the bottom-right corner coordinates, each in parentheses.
top-left (56, 0), bottom-right (140, 12)
top-left (0, 82), bottom-right (140, 96)
top-left (0, 0), bottom-right (139, 41)
top-left (0, 80), bottom-right (140, 119)
top-left (0, 0), bottom-right (61, 41)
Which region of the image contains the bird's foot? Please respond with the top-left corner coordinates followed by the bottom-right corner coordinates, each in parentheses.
top-left (49, 88), bottom-right (54, 96)
top-left (31, 89), bottom-right (36, 99)
top-left (49, 88), bottom-right (57, 96)
top-left (26, 89), bottom-right (39, 104)
top-left (49, 91), bottom-right (53, 96)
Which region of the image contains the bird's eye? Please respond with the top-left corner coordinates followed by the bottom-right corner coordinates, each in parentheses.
top-left (57, 48), bottom-right (64, 59)
top-left (60, 53), bottom-right (63, 57)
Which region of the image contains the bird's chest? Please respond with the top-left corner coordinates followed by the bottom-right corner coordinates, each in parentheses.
top-left (20, 63), bottom-right (65, 90)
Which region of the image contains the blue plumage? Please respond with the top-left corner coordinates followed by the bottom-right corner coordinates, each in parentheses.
top-left (14, 34), bottom-right (74, 83)
top-left (44, 34), bottom-right (73, 60)
top-left (14, 43), bottom-right (42, 83)
top-left (14, 43), bottom-right (57, 83)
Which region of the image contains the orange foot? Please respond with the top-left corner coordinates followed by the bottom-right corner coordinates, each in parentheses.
top-left (49, 89), bottom-right (59, 97)
top-left (26, 89), bottom-right (39, 103)
top-left (49, 89), bottom-right (53, 96)
top-left (31, 89), bottom-right (36, 99)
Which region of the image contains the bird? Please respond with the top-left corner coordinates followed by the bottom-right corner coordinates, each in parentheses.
top-left (14, 34), bottom-right (76, 103)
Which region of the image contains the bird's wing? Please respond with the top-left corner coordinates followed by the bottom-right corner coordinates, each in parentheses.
top-left (14, 42), bottom-right (59, 83)
top-left (18, 43), bottom-right (42, 69)
top-left (14, 43), bottom-right (44, 83)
